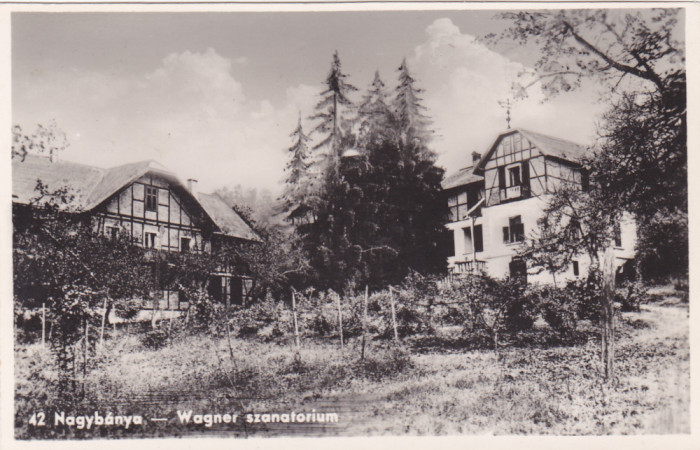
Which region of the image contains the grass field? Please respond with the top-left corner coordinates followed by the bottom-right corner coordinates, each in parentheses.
top-left (14, 288), bottom-right (689, 438)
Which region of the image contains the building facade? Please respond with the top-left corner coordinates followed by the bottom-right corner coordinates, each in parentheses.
top-left (12, 154), bottom-right (260, 311)
top-left (443, 129), bottom-right (636, 284)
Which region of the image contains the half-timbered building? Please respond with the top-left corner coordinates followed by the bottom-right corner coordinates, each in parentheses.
top-left (443, 129), bottom-right (636, 283)
top-left (12, 154), bottom-right (260, 311)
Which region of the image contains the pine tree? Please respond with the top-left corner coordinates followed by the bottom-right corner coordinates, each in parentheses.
top-left (309, 51), bottom-right (358, 178)
top-left (394, 58), bottom-right (435, 162)
top-left (357, 71), bottom-right (395, 147)
top-left (280, 114), bottom-right (313, 224)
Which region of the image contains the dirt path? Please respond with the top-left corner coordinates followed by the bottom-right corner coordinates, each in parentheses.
top-left (624, 297), bottom-right (690, 433)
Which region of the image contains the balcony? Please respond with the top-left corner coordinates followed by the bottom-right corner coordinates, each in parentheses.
top-left (499, 185), bottom-right (530, 202)
top-left (452, 259), bottom-right (486, 274)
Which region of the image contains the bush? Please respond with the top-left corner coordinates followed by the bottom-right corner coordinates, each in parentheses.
top-left (228, 299), bottom-right (291, 341)
top-left (496, 278), bottom-right (536, 333)
top-left (565, 276), bottom-right (601, 322)
top-left (142, 329), bottom-right (169, 350)
top-left (529, 285), bottom-right (579, 339)
top-left (616, 280), bottom-right (648, 312)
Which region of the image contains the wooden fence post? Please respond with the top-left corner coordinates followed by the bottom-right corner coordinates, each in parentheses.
top-left (389, 286), bottom-right (399, 343)
top-left (291, 290), bottom-right (300, 351)
top-left (100, 297), bottom-right (107, 347)
top-left (41, 303), bottom-right (46, 347)
top-left (335, 292), bottom-right (344, 349)
top-left (601, 246), bottom-right (616, 381)
top-left (361, 285), bottom-right (369, 360)
top-left (84, 321), bottom-right (89, 377)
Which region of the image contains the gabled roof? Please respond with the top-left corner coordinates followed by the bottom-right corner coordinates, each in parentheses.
top-left (85, 160), bottom-right (172, 210)
top-left (196, 193), bottom-right (261, 242)
top-left (12, 154), bottom-right (259, 242)
top-left (12, 154), bottom-right (104, 209)
top-left (518, 129), bottom-right (590, 163)
top-left (444, 129), bottom-right (591, 190)
top-left (441, 165), bottom-right (484, 190)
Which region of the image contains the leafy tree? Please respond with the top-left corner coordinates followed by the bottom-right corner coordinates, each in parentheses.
top-left (519, 182), bottom-right (618, 280)
top-left (12, 120), bottom-right (69, 162)
top-left (494, 8), bottom-right (686, 278)
top-left (492, 9), bottom-right (684, 100)
top-left (13, 181), bottom-right (152, 400)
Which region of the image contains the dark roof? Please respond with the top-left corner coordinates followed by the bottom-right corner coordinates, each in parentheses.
top-left (443, 129), bottom-right (590, 191)
top-left (441, 166), bottom-right (484, 190)
top-left (12, 154), bottom-right (259, 242)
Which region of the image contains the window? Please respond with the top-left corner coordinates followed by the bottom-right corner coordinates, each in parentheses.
top-left (503, 216), bottom-right (525, 244)
top-left (508, 165), bottom-right (521, 186)
top-left (144, 232), bottom-right (157, 249)
top-left (181, 237), bottom-right (191, 253)
top-left (106, 226), bottom-right (119, 239)
top-left (573, 261), bottom-right (580, 277)
top-left (614, 222), bottom-right (622, 247)
top-left (145, 186), bottom-right (158, 212)
top-left (474, 225), bottom-right (483, 253)
top-left (448, 189), bottom-right (470, 222)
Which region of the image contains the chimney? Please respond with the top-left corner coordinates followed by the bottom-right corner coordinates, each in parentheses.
top-left (187, 178), bottom-right (198, 195)
top-left (472, 151), bottom-right (481, 164)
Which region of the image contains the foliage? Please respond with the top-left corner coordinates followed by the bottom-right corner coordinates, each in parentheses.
top-left (615, 280), bottom-right (648, 312)
top-left (519, 183), bottom-right (618, 277)
top-left (142, 329), bottom-right (169, 350)
top-left (309, 50), bottom-right (358, 177)
top-left (491, 9), bottom-right (684, 100)
top-left (280, 115), bottom-right (314, 224)
top-left (213, 184), bottom-right (280, 229)
top-left (295, 56), bottom-right (448, 291)
top-left (495, 9), bottom-right (687, 279)
top-left (13, 195), bottom-right (152, 398)
top-left (528, 285), bottom-right (579, 338)
top-left (12, 120), bottom-right (69, 162)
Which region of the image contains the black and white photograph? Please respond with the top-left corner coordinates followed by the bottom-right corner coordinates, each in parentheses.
top-left (3, 2), bottom-right (694, 444)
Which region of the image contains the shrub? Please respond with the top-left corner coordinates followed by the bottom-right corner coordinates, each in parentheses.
top-left (529, 285), bottom-right (579, 339)
top-left (228, 299), bottom-right (291, 341)
top-left (565, 276), bottom-right (601, 322)
top-left (616, 280), bottom-right (648, 312)
top-left (142, 329), bottom-right (169, 350)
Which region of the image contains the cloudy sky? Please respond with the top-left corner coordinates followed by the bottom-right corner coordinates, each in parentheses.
top-left (13, 9), bottom-right (612, 195)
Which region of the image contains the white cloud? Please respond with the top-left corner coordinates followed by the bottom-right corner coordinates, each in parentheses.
top-left (409, 18), bottom-right (607, 174)
top-left (14, 49), bottom-right (298, 195)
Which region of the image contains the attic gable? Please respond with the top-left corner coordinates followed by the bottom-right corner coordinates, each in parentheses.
top-left (12, 154), bottom-right (259, 242)
top-left (476, 129), bottom-right (590, 172)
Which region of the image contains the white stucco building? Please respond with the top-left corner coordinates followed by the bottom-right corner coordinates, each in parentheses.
top-left (443, 129), bottom-right (636, 284)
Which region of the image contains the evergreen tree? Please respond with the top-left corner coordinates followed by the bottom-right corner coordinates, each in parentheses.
top-left (357, 71), bottom-right (395, 147)
top-left (309, 51), bottom-right (358, 178)
top-left (394, 58), bottom-right (435, 161)
top-left (280, 114), bottom-right (313, 224)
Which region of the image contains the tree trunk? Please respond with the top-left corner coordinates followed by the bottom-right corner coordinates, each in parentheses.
top-left (601, 246), bottom-right (616, 381)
